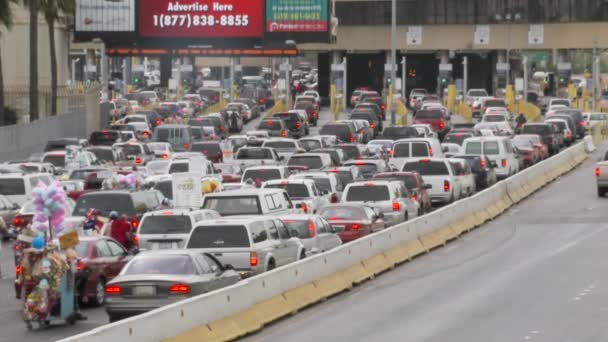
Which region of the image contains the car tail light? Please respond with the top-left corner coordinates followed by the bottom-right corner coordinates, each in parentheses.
top-left (295, 121), bottom-right (301, 129)
top-left (161, 153), bottom-right (168, 159)
top-left (349, 135), bottom-right (355, 143)
top-left (428, 147), bottom-right (433, 156)
top-left (13, 216), bottom-right (21, 226)
top-left (370, 123), bottom-right (375, 128)
top-left (566, 131), bottom-right (572, 138)
top-left (219, 126), bottom-right (225, 133)
top-left (259, 98), bottom-right (264, 104)
top-left (351, 223), bottom-right (360, 230)
top-left (15, 265), bottom-right (21, 277)
top-left (281, 130), bottom-right (287, 137)
top-left (596, 167), bottom-right (601, 177)
top-left (411, 193), bottom-right (418, 202)
top-left (76, 260), bottom-right (85, 272)
top-left (380, 105), bottom-right (385, 111)
top-left (312, 111), bottom-right (317, 117)
top-left (135, 157), bottom-right (142, 164)
top-left (131, 217), bottom-right (139, 229)
top-left (330, 193), bottom-right (339, 203)
top-left (578, 121), bottom-right (584, 127)
top-left (169, 284), bottom-right (191, 295)
top-left (142, 131), bottom-right (150, 138)
top-left (250, 252), bottom-right (258, 266)
top-left (105, 285), bottom-right (122, 295)
top-left (308, 220), bottom-right (316, 238)
top-left (155, 119), bottom-right (161, 126)
top-left (444, 180), bottom-right (450, 192)
top-left (183, 143), bottom-right (190, 149)
top-left (501, 159), bottom-right (507, 168)
top-left (480, 159), bottom-right (486, 168)
top-left (438, 121), bottom-right (445, 130)
top-left (132, 234), bottom-right (139, 246)
top-left (392, 201), bottom-right (400, 211)
top-left (300, 202), bottom-right (308, 213)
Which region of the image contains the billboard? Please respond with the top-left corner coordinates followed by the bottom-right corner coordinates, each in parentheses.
top-left (138, 0), bottom-right (264, 38)
top-left (75, 0), bottom-right (136, 32)
top-left (265, 0), bottom-right (329, 43)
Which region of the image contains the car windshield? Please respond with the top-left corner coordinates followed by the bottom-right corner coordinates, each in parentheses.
top-left (168, 163), bottom-right (189, 173)
top-left (382, 127), bottom-right (419, 139)
top-left (124, 255), bottom-right (195, 275)
top-left (139, 215), bottom-right (192, 235)
top-left (237, 149), bottom-right (273, 159)
top-left (73, 193), bottom-right (135, 216)
top-left (469, 90), bottom-right (487, 97)
top-left (444, 133), bottom-right (472, 145)
top-left (552, 99), bottom-right (570, 106)
top-left (258, 120), bottom-right (282, 130)
top-left (345, 185), bottom-right (389, 201)
top-left (523, 125), bottom-right (551, 135)
top-left (273, 113), bottom-right (299, 122)
top-left (484, 100), bottom-right (505, 107)
top-left (288, 156), bottom-right (322, 169)
top-left (484, 115), bottom-right (506, 122)
top-left (203, 196), bottom-right (261, 216)
top-left (89, 149), bottom-right (114, 162)
top-left (351, 113), bottom-right (373, 121)
top-left (191, 143), bottom-right (221, 154)
top-left (299, 140), bottom-right (321, 151)
top-left (242, 169), bottom-right (282, 183)
top-left (153, 181), bottom-right (172, 199)
top-left (265, 183), bottom-right (310, 199)
top-left (118, 144), bottom-right (143, 156)
top-left (415, 110), bottom-right (443, 119)
top-left (512, 137), bottom-right (534, 149)
top-left (465, 141), bottom-right (500, 155)
top-left (373, 174), bottom-right (417, 190)
top-left (346, 163), bottom-right (378, 178)
top-left (90, 131), bottom-right (119, 145)
top-left (42, 154), bottom-right (65, 167)
top-left (264, 141), bottom-right (297, 150)
top-left (403, 161), bottom-right (449, 175)
top-left (590, 114), bottom-right (607, 120)
top-left (282, 220), bottom-right (315, 239)
top-left (187, 225), bottom-right (250, 248)
top-left (319, 206), bottom-right (367, 220)
top-left (0, 178), bottom-right (26, 195)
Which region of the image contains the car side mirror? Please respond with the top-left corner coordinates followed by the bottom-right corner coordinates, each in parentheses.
top-left (279, 156), bottom-right (285, 161)
top-left (12, 203), bottom-right (19, 210)
top-left (376, 212), bottom-right (385, 220)
top-left (223, 264), bottom-right (234, 271)
top-left (162, 198), bottom-right (170, 206)
top-left (442, 146), bottom-right (449, 153)
top-left (424, 184), bottom-right (432, 189)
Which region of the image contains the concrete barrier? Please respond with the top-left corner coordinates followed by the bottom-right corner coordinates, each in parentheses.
top-left (60, 141), bottom-right (589, 342)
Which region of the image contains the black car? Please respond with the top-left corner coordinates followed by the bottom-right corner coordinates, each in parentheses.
top-left (555, 109), bottom-right (585, 138)
top-left (359, 94), bottom-right (385, 119)
top-left (233, 98), bottom-right (261, 120)
top-left (319, 123), bottom-right (356, 143)
top-left (89, 130), bottom-right (122, 146)
top-left (294, 100), bottom-right (318, 126)
top-left (380, 126), bottom-right (420, 140)
top-left (189, 117), bottom-right (227, 137)
top-left (453, 154), bottom-right (497, 189)
top-left (350, 110), bottom-right (382, 135)
top-left (521, 123), bottom-right (559, 155)
top-left (354, 103), bottom-right (383, 123)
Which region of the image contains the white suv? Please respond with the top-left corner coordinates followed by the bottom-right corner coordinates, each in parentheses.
top-left (401, 158), bottom-right (461, 205)
top-left (461, 136), bottom-right (519, 179)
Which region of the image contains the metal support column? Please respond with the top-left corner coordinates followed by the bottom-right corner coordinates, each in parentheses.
top-left (229, 57), bottom-right (235, 102)
top-left (401, 56), bottom-right (406, 101)
top-left (390, 0), bottom-right (396, 125)
top-left (463, 56), bottom-right (468, 99)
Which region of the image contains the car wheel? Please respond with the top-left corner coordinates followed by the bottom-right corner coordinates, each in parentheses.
top-left (299, 251), bottom-right (306, 260)
top-left (91, 278), bottom-right (106, 307)
top-left (267, 259), bottom-right (276, 271)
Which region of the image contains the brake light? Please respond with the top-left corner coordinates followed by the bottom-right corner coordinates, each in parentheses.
top-left (295, 121), bottom-right (301, 129)
top-left (259, 98), bottom-right (264, 104)
top-left (380, 105), bottom-right (385, 111)
top-left (351, 223), bottom-right (360, 230)
top-left (135, 157), bottom-right (142, 164)
top-left (444, 180), bottom-right (450, 192)
top-left (411, 194), bottom-right (418, 202)
top-left (219, 126), bottom-right (225, 133)
top-left (420, 159), bottom-right (430, 163)
top-left (142, 132), bottom-right (150, 137)
top-left (105, 285), bottom-right (122, 295)
top-left (308, 220), bottom-right (316, 237)
top-left (370, 123), bottom-right (375, 128)
top-left (131, 217), bottom-right (139, 229)
top-left (312, 111), bottom-right (317, 117)
top-left (300, 203), bottom-right (308, 213)
top-left (480, 159), bottom-right (486, 168)
top-left (280, 130), bottom-right (287, 137)
top-left (161, 153), bottom-right (168, 159)
top-left (155, 119), bottom-right (161, 126)
top-left (578, 121), bottom-right (584, 127)
top-left (183, 143), bottom-right (189, 149)
top-left (501, 159), bottom-right (507, 168)
top-left (132, 234), bottom-right (139, 246)
top-left (349, 135), bottom-right (355, 143)
top-left (566, 131), bottom-right (572, 138)
top-left (392, 201), bottom-right (400, 211)
top-left (15, 265), bottom-right (21, 277)
top-left (250, 252), bottom-right (258, 266)
top-left (438, 121), bottom-right (445, 130)
top-left (596, 167), bottom-right (601, 177)
top-left (13, 216), bottom-right (21, 226)
top-left (169, 284), bottom-right (191, 295)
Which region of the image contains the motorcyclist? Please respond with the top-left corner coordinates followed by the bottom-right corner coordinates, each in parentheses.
top-left (230, 110), bottom-right (240, 132)
top-left (516, 113), bottom-right (527, 127)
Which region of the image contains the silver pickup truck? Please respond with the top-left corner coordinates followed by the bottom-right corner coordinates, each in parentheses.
top-left (595, 153), bottom-right (608, 196)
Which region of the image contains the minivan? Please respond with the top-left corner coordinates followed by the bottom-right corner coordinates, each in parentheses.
top-left (389, 138), bottom-right (444, 170)
top-left (0, 173), bottom-right (53, 205)
top-left (461, 137), bottom-right (519, 179)
top-left (152, 124), bottom-right (193, 152)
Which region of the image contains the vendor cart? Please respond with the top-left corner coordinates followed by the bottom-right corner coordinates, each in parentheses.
top-left (23, 272), bottom-right (77, 330)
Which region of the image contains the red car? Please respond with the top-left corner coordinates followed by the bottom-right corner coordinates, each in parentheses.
top-left (318, 204), bottom-right (384, 242)
top-left (372, 171), bottom-right (433, 214)
top-left (414, 108), bottom-right (451, 139)
top-left (512, 135), bottom-right (542, 168)
top-left (190, 142), bottom-right (223, 163)
top-left (73, 236), bottom-right (132, 306)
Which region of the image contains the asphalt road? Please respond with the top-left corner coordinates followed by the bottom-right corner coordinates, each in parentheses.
top-left (241, 145), bottom-right (607, 342)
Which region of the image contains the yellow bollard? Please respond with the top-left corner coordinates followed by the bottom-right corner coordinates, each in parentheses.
top-left (505, 85), bottom-right (514, 109)
top-left (568, 84), bottom-right (577, 100)
top-left (447, 85), bottom-right (456, 113)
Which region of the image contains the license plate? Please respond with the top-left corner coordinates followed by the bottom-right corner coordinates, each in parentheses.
top-left (132, 286), bottom-right (156, 296)
top-left (332, 225), bottom-right (345, 232)
top-left (157, 242), bottom-right (174, 249)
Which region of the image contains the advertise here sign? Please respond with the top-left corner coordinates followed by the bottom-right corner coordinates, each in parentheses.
top-left (172, 173), bottom-right (202, 208)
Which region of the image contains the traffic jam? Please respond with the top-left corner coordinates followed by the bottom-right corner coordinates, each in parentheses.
top-left (0, 75), bottom-right (589, 328)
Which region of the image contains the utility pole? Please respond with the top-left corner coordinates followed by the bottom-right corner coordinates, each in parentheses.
top-left (523, 56), bottom-right (528, 102)
top-left (401, 56), bottom-right (406, 101)
top-left (390, 0), bottom-right (397, 125)
top-left (229, 57), bottom-right (235, 102)
top-left (463, 56), bottom-right (468, 99)
top-left (593, 40), bottom-right (599, 110)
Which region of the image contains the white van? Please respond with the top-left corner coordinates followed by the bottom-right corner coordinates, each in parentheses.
top-left (461, 137), bottom-right (519, 179)
top-left (202, 188), bottom-right (300, 217)
top-left (389, 138), bottom-right (444, 170)
top-left (0, 173), bottom-right (54, 205)
top-left (401, 158), bottom-right (461, 204)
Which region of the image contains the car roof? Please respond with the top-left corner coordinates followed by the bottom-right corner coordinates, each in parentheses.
top-left (265, 178), bottom-right (313, 185)
top-left (143, 209), bottom-right (213, 217)
top-left (205, 188), bottom-right (286, 197)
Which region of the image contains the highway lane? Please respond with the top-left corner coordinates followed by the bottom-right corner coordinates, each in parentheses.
top-left (241, 145), bottom-right (608, 342)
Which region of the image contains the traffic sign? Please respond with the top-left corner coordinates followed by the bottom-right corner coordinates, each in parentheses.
top-left (528, 24), bottom-right (544, 45)
top-left (474, 25), bottom-right (490, 45)
top-left (407, 26), bottom-right (422, 45)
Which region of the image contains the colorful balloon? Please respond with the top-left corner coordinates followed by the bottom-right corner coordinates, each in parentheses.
top-left (31, 235), bottom-right (45, 250)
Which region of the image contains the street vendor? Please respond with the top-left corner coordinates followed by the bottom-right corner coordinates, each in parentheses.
top-left (82, 209), bottom-right (103, 236)
top-left (109, 211), bottom-right (131, 249)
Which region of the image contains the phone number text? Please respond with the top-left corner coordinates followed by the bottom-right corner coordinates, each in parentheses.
top-left (152, 14), bottom-right (250, 28)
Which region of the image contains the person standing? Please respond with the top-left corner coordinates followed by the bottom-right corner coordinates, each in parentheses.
top-left (110, 212), bottom-right (131, 249)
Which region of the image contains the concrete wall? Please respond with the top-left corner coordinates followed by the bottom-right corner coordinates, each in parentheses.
top-left (301, 22), bottom-right (608, 51)
top-left (0, 4), bottom-right (70, 88)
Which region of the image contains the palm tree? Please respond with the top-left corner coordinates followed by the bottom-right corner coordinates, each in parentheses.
top-left (23, 0), bottom-right (39, 121)
top-left (40, 0), bottom-right (74, 116)
top-left (0, 0), bottom-right (17, 125)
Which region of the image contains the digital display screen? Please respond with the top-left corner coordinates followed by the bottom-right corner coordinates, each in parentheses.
top-left (138, 0), bottom-right (264, 38)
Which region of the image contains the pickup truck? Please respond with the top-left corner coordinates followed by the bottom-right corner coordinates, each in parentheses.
top-left (233, 147), bottom-right (284, 168)
top-left (595, 152), bottom-right (608, 196)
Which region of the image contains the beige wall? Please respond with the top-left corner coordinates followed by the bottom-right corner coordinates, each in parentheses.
top-left (301, 22), bottom-right (608, 51)
top-left (1, 4), bottom-right (70, 88)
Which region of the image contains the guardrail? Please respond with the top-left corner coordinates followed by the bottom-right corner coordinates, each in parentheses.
top-left (59, 138), bottom-right (592, 342)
